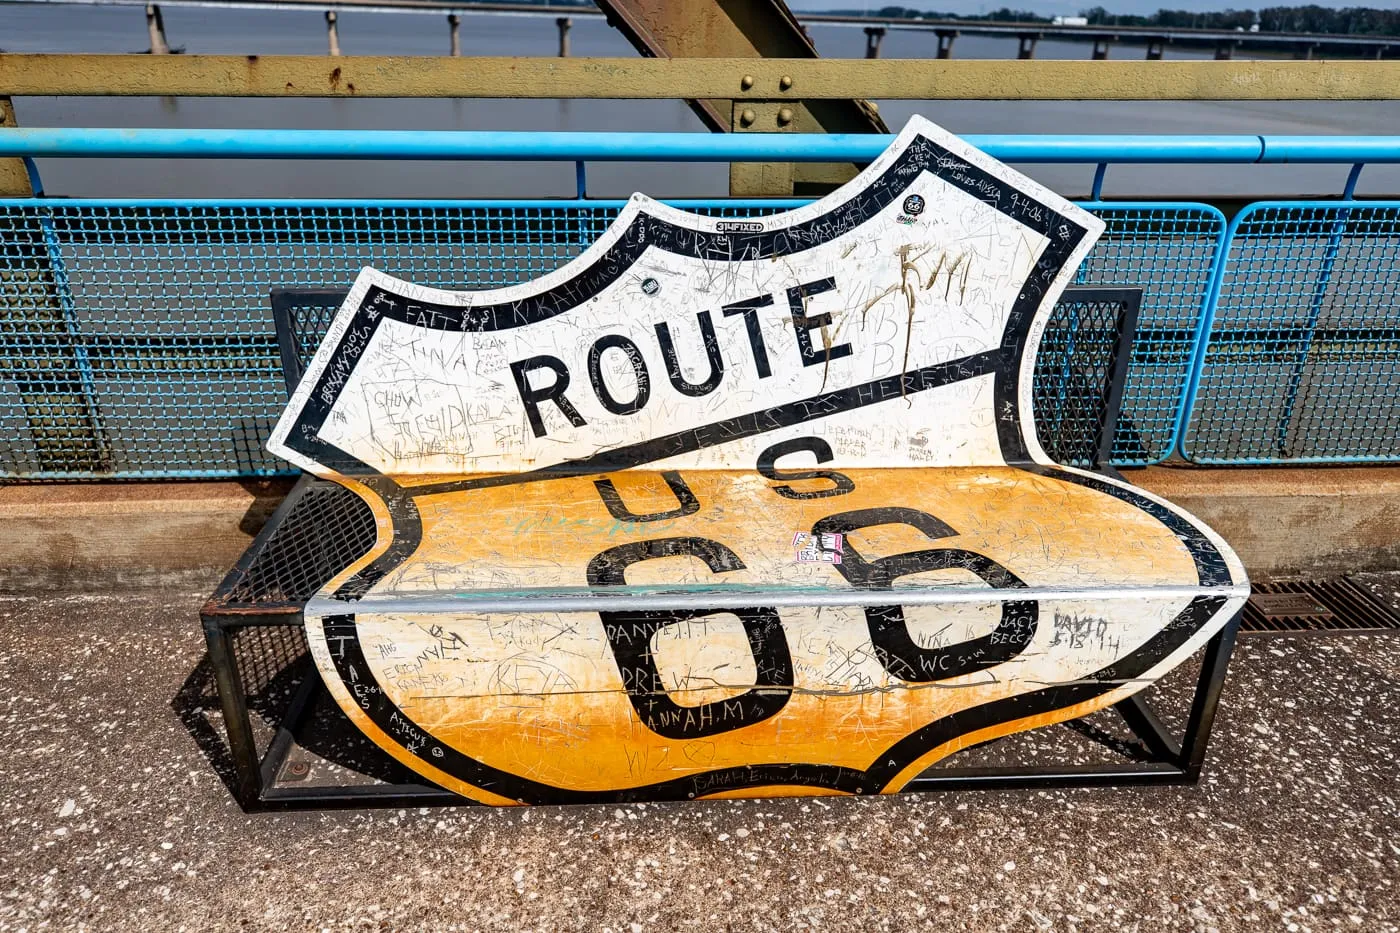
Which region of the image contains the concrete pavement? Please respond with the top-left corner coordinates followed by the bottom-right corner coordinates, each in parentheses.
top-left (0, 591), bottom-right (1396, 932)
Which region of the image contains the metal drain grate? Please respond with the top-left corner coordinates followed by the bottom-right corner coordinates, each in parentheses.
top-left (1243, 579), bottom-right (1400, 634)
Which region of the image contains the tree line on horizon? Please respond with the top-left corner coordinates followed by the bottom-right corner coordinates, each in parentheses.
top-left (835, 5), bottom-right (1400, 34)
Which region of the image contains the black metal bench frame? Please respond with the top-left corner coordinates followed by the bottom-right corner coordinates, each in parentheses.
top-left (200, 285), bottom-right (1242, 811)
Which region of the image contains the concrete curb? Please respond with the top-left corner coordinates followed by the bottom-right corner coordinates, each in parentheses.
top-left (1136, 465), bottom-right (1400, 579)
top-left (0, 467), bottom-right (1396, 591)
top-left (0, 478), bottom-right (290, 592)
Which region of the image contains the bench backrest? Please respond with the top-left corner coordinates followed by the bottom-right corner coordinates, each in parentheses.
top-left (267, 118), bottom-right (1127, 476)
top-left (271, 284), bottom-right (1138, 469)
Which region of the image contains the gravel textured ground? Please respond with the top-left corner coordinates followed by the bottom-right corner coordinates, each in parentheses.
top-left (1, 590), bottom-right (1397, 932)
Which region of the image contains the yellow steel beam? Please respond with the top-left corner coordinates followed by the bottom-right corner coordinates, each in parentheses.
top-left (3, 55), bottom-right (1400, 100)
top-left (0, 97), bottom-right (30, 196)
top-left (592, 0), bottom-right (886, 195)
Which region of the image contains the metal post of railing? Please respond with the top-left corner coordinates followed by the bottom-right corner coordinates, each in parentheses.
top-left (0, 100), bottom-right (110, 473)
top-left (1273, 161), bottom-right (1366, 456)
top-left (864, 27), bottom-right (886, 59)
top-left (325, 10), bottom-right (341, 57)
top-left (1090, 162), bottom-right (1108, 200)
top-left (32, 209), bottom-right (111, 472)
top-left (447, 14), bottom-right (461, 57)
top-left (145, 3), bottom-right (171, 55)
top-left (556, 17), bottom-right (571, 58)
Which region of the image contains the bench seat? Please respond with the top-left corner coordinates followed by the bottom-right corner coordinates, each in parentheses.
top-left (302, 464), bottom-right (1243, 804)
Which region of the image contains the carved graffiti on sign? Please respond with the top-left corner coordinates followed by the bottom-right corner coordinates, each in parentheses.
top-left (268, 116), bottom-right (1248, 804)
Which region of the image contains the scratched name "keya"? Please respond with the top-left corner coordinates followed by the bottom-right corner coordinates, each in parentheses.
top-left (507, 276), bottom-right (852, 439)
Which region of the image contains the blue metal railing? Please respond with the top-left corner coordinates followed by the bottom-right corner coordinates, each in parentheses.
top-left (1, 128), bottom-right (1397, 477)
top-left (1182, 199), bottom-right (1400, 463)
top-left (6, 129), bottom-right (1400, 164)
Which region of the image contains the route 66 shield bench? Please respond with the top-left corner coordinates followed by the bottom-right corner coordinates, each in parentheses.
top-left (209, 115), bottom-right (1249, 807)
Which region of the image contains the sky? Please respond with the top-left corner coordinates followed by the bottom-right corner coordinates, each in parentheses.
top-left (788, 0), bottom-right (1400, 16)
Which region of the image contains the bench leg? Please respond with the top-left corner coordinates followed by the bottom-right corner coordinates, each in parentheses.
top-left (201, 616), bottom-right (262, 809)
top-left (1113, 693), bottom-right (1182, 763)
top-left (1112, 605), bottom-right (1242, 780)
top-left (1178, 608), bottom-right (1243, 781)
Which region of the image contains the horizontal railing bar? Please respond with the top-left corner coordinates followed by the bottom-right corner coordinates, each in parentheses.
top-left (0, 128), bottom-right (1281, 162)
top-left (0, 197), bottom-right (813, 208)
top-left (1261, 136), bottom-right (1400, 163)
top-left (17, 0), bottom-right (606, 15)
top-left (4, 56), bottom-right (1400, 101)
top-left (3, 128), bottom-right (1399, 163)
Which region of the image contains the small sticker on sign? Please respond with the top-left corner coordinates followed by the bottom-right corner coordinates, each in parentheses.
top-left (792, 532), bottom-right (843, 565)
top-left (897, 194), bottom-right (926, 225)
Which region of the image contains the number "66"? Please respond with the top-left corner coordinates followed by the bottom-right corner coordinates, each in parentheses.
top-left (582, 438), bottom-right (1039, 740)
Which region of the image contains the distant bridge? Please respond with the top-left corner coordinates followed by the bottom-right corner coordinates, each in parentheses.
top-left (16, 0), bottom-right (1400, 59)
top-left (802, 13), bottom-right (1399, 60)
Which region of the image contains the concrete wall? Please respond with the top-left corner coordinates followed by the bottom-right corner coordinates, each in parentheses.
top-left (0, 479), bottom-right (288, 591)
top-left (1133, 466), bottom-right (1400, 580)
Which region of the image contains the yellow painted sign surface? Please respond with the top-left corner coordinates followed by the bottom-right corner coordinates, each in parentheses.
top-left (304, 465), bottom-right (1243, 803)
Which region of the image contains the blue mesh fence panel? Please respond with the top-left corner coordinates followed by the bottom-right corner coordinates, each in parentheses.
top-left (0, 199), bottom-right (1219, 480)
top-left (1183, 202), bottom-right (1400, 463)
top-left (1073, 203), bottom-right (1225, 465)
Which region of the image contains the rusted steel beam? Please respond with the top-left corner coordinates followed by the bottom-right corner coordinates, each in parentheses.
top-left (4, 56), bottom-right (1400, 100)
top-left (0, 98), bottom-right (29, 197)
top-left (591, 0), bottom-right (885, 195)
top-left (591, 1), bottom-right (886, 130)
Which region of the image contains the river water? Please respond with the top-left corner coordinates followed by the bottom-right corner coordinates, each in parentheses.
top-left (4, 2), bottom-right (1399, 198)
